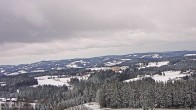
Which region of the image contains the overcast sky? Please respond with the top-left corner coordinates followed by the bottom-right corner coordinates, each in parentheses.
top-left (0, 0), bottom-right (196, 65)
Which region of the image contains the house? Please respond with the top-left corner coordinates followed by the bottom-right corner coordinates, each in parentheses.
top-left (111, 66), bottom-right (121, 72)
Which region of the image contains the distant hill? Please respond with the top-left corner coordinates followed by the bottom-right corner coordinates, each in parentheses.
top-left (0, 50), bottom-right (196, 76)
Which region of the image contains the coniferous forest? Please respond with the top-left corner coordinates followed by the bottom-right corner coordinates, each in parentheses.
top-left (0, 51), bottom-right (196, 110)
top-left (0, 69), bottom-right (196, 110)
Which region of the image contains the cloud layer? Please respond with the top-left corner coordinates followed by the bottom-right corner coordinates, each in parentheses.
top-left (0, 0), bottom-right (196, 64)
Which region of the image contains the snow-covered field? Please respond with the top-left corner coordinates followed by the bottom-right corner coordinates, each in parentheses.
top-left (34, 75), bottom-right (70, 86)
top-left (138, 61), bottom-right (169, 69)
top-left (66, 60), bottom-right (88, 68)
top-left (84, 102), bottom-right (101, 110)
top-left (31, 70), bottom-right (45, 73)
top-left (152, 71), bottom-right (189, 82)
top-left (152, 54), bottom-right (162, 58)
top-left (124, 71), bottom-right (191, 83)
top-left (87, 66), bottom-right (129, 71)
top-left (120, 59), bottom-right (132, 61)
top-left (87, 67), bottom-right (111, 71)
top-left (4, 70), bottom-right (27, 76)
top-left (113, 108), bottom-right (191, 110)
top-left (0, 70), bottom-right (5, 73)
top-left (104, 60), bottom-right (124, 66)
top-left (140, 54), bottom-right (162, 59)
top-left (124, 75), bottom-right (151, 82)
top-left (184, 54), bottom-right (196, 56)
top-left (190, 59), bottom-right (196, 61)
top-left (66, 63), bottom-right (81, 68)
top-left (34, 74), bottom-right (90, 87)
top-left (67, 102), bottom-right (191, 110)
top-left (146, 61), bottom-right (169, 68)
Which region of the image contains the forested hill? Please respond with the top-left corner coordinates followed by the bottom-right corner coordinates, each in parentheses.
top-left (1, 50), bottom-right (196, 76)
top-left (0, 50), bottom-right (196, 109)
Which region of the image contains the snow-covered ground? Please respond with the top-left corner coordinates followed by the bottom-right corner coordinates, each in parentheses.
top-left (138, 61), bottom-right (169, 69)
top-left (68, 102), bottom-right (108, 110)
top-left (31, 70), bottom-right (45, 73)
top-left (124, 71), bottom-right (191, 83)
top-left (4, 71), bottom-right (27, 76)
top-left (152, 54), bottom-right (162, 58)
top-left (120, 59), bottom-right (132, 61)
top-left (34, 76), bottom-right (70, 86)
top-left (18, 70), bottom-right (27, 74)
top-left (66, 63), bottom-right (81, 68)
top-left (86, 67), bottom-right (111, 71)
top-left (152, 71), bottom-right (189, 82)
top-left (83, 102), bottom-right (101, 110)
top-left (126, 54), bottom-right (137, 57)
top-left (4, 72), bottom-right (20, 76)
top-left (66, 60), bottom-right (88, 68)
top-left (68, 102), bottom-right (188, 110)
top-left (140, 54), bottom-right (162, 58)
top-left (184, 54), bottom-right (196, 56)
top-left (0, 69), bottom-right (5, 73)
top-left (146, 61), bottom-right (169, 68)
top-left (104, 60), bottom-right (124, 66)
top-left (87, 66), bottom-right (129, 71)
top-left (190, 59), bottom-right (196, 61)
top-left (34, 74), bottom-right (90, 87)
top-left (124, 75), bottom-right (151, 82)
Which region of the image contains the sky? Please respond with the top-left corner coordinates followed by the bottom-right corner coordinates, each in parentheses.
top-left (0, 0), bottom-right (196, 65)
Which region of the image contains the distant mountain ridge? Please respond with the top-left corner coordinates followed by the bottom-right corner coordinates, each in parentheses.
top-left (0, 50), bottom-right (196, 75)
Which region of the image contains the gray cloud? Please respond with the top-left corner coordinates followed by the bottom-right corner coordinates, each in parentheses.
top-left (0, 0), bottom-right (158, 43)
top-left (0, 0), bottom-right (196, 64)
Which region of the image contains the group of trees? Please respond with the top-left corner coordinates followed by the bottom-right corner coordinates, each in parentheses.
top-left (98, 78), bottom-right (196, 109)
top-left (0, 74), bottom-right (38, 87)
top-left (1, 60), bottom-right (196, 110)
top-left (0, 74), bottom-right (38, 97)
